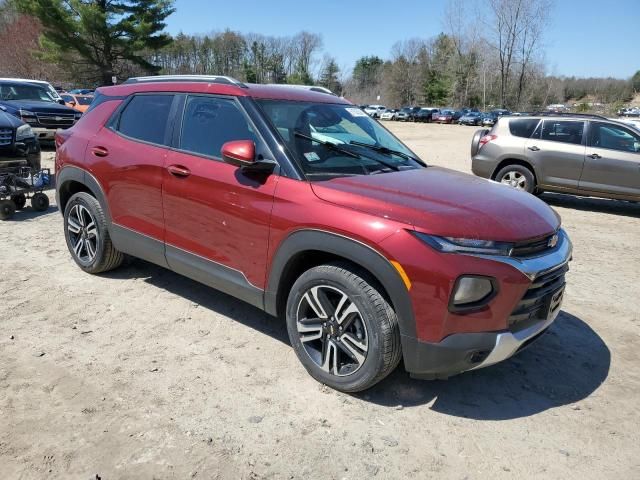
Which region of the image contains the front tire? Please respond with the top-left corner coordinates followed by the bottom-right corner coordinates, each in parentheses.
top-left (286, 262), bottom-right (402, 392)
top-left (63, 192), bottom-right (124, 274)
top-left (31, 192), bottom-right (49, 211)
top-left (0, 199), bottom-right (16, 220)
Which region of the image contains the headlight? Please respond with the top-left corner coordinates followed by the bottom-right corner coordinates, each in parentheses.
top-left (18, 109), bottom-right (36, 118)
top-left (450, 276), bottom-right (496, 310)
top-left (16, 124), bottom-right (34, 141)
top-left (74, 112), bottom-right (83, 120)
top-left (413, 232), bottom-right (513, 256)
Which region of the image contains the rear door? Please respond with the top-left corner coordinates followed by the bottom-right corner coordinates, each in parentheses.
top-left (579, 121), bottom-right (640, 197)
top-left (524, 119), bottom-right (586, 189)
top-left (88, 93), bottom-right (176, 265)
top-left (161, 94), bottom-right (279, 303)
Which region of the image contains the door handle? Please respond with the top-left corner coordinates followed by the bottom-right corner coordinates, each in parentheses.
top-left (588, 153), bottom-right (601, 159)
top-left (527, 146), bottom-right (540, 151)
top-left (91, 146), bottom-right (109, 157)
top-left (167, 164), bottom-right (191, 177)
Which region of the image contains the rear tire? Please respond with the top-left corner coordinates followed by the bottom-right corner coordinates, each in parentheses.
top-left (0, 199), bottom-right (16, 220)
top-left (285, 262), bottom-right (402, 392)
top-left (495, 164), bottom-right (536, 194)
top-left (63, 192), bottom-right (124, 274)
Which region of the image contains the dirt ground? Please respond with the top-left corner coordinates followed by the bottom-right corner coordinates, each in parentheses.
top-left (1, 123), bottom-right (639, 479)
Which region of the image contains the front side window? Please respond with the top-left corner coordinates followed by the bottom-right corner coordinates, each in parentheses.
top-left (540, 120), bottom-right (584, 145)
top-left (257, 99), bottom-right (423, 178)
top-left (509, 118), bottom-right (540, 138)
top-left (117, 94), bottom-right (173, 145)
top-left (179, 95), bottom-right (257, 158)
top-left (589, 122), bottom-right (640, 153)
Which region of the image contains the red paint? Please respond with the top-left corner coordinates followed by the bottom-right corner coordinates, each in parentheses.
top-left (57, 81), bottom-right (561, 344)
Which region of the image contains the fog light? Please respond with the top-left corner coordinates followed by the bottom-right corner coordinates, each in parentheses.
top-left (451, 276), bottom-right (495, 309)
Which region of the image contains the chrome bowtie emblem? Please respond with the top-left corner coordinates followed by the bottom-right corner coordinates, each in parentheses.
top-left (55, 116), bottom-right (62, 121)
top-left (548, 234), bottom-right (558, 248)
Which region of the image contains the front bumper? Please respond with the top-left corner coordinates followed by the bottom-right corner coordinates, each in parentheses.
top-left (402, 230), bottom-right (572, 379)
top-left (32, 127), bottom-right (58, 142)
top-left (0, 138), bottom-right (41, 168)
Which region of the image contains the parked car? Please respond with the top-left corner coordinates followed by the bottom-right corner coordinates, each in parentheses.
top-left (364, 105), bottom-right (386, 118)
top-left (60, 93), bottom-right (94, 113)
top-left (0, 80), bottom-right (82, 143)
top-left (56, 75), bottom-right (572, 392)
top-left (432, 109), bottom-right (456, 124)
top-left (491, 108), bottom-right (511, 117)
top-left (471, 114), bottom-right (640, 201)
top-left (478, 112), bottom-right (496, 126)
top-left (69, 88), bottom-right (95, 95)
top-left (0, 78), bottom-right (63, 102)
top-left (415, 108), bottom-right (438, 123)
top-left (458, 111), bottom-right (483, 126)
top-left (380, 109), bottom-right (399, 120)
top-left (396, 106), bottom-right (421, 122)
top-left (618, 107), bottom-right (640, 118)
top-left (0, 106), bottom-right (41, 171)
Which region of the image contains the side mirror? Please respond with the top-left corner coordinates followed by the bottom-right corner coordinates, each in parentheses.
top-left (58, 99), bottom-right (66, 105)
top-left (221, 140), bottom-right (278, 173)
top-left (221, 140), bottom-right (256, 166)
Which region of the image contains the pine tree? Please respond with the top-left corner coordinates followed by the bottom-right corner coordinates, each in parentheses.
top-left (319, 58), bottom-right (341, 94)
top-left (15, 0), bottom-right (175, 85)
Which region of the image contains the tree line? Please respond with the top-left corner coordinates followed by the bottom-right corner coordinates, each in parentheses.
top-left (1, 0), bottom-right (638, 112)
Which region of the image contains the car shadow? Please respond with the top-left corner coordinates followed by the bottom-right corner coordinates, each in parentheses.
top-left (100, 261), bottom-right (609, 419)
top-left (102, 258), bottom-right (289, 344)
top-left (361, 311), bottom-right (610, 420)
top-left (541, 192), bottom-right (640, 218)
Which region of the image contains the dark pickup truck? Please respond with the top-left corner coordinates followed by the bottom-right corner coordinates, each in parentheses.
top-left (0, 107), bottom-right (40, 170)
top-left (0, 80), bottom-right (81, 144)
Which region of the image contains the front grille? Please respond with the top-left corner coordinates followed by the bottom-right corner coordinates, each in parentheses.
top-left (0, 127), bottom-right (12, 146)
top-left (511, 232), bottom-right (557, 258)
top-left (35, 113), bottom-right (75, 128)
top-left (508, 263), bottom-right (568, 331)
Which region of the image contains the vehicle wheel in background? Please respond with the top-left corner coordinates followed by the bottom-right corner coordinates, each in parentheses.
top-left (63, 192), bottom-right (124, 274)
top-left (31, 192), bottom-right (49, 211)
top-left (286, 262), bottom-right (402, 392)
top-left (11, 194), bottom-right (26, 210)
top-left (0, 199), bottom-right (16, 220)
top-left (470, 128), bottom-right (490, 157)
top-left (495, 164), bottom-right (536, 194)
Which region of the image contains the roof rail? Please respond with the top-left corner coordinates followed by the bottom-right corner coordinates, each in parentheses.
top-left (123, 75), bottom-right (248, 88)
top-left (531, 111), bottom-right (609, 120)
top-left (265, 84), bottom-right (337, 96)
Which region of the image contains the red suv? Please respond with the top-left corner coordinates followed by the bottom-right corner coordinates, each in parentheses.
top-left (55, 75), bottom-right (572, 392)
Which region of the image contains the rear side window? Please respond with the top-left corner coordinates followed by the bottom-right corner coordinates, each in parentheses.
top-left (540, 120), bottom-right (584, 145)
top-left (117, 94), bottom-right (173, 145)
top-left (179, 95), bottom-right (257, 158)
top-left (509, 119), bottom-right (540, 138)
top-left (589, 122), bottom-right (640, 153)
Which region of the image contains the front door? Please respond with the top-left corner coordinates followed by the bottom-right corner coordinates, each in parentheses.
top-left (579, 121), bottom-right (640, 198)
top-left (162, 94), bottom-right (279, 306)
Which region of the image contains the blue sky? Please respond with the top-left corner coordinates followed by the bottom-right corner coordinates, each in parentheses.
top-left (166, 0), bottom-right (639, 79)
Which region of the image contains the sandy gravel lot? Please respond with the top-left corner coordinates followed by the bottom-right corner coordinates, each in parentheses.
top-left (1, 123), bottom-right (639, 479)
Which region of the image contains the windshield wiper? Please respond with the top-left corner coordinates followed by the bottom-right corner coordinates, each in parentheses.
top-left (348, 140), bottom-right (419, 163)
top-left (294, 131), bottom-right (360, 158)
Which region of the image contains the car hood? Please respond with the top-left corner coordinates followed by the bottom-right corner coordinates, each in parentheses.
top-left (1, 100), bottom-right (76, 114)
top-left (310, 167), bottom-right (560, 242)
top-left (0, 109), bottom-right (22, 128)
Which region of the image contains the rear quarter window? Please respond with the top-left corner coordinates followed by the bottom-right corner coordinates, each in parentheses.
top-left (509, 119), bottom-right (540, 138)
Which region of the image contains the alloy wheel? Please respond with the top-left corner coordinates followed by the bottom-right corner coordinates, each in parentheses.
top-left (67, 204), bottom-right (99, 262)
top-left (296, 285), bottom-right (369, 377)
top-left (500, 171), bottom-right (527, 190)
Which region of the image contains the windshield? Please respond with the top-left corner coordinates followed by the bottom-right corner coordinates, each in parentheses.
top-left (76, 96), bottom-right (93, 105)
top-left (0, 83), bottom-right (55, 102)
top-left (257, 99), bottom-right (424, 178)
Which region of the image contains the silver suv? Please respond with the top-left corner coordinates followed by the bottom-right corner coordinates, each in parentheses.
top-left (471, 114), bottom-right (640, 201)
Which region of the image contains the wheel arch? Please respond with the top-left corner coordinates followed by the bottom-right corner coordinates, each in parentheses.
top-left (265, 229), bottom-right (417, 339)
top-left (56, 166), bottom-right (112, 225)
